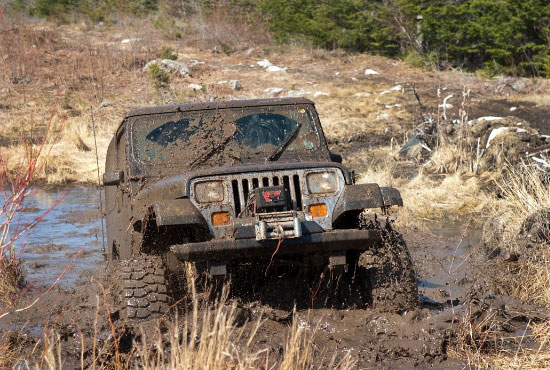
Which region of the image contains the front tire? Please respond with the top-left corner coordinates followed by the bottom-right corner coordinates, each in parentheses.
top-left (115, 255), bottom-right (171, 321)
top-left (357, 217), bottom-right (418, 312)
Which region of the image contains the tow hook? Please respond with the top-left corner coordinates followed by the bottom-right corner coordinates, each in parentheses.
top-left (329, 253), bottom-right (348, 274)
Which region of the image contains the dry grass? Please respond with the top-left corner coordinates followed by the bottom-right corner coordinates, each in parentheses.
top-left (456, 319), bottom-right (550, 369)
top-left (481, 163), bottom-right (550, 307)
top-left (448, 292), bottom-right (550, 369)
top-left (356, 161), bottom-right (488, 224)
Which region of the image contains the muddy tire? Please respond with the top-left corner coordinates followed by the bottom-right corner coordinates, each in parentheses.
top-left (358, 218), bottom-right (418, 312)
top-left (115, 255), bottom-right (171, 322)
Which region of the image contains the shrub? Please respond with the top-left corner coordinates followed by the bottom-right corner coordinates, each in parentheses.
top-left (149, 63), bottom-right (170, 89)
top-left (158, 46), bottom-right (177, 60)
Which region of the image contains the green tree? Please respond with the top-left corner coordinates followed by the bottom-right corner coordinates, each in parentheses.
top-left (402, 0), bottom-right (550, 75)
top-left (257, 0), bottom-right (400, 55)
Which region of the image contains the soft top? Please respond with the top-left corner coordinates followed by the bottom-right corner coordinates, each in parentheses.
top-left (125, 97), bottom-right (314, 119)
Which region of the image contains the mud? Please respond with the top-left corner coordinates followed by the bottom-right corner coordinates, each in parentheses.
top-left (2, 189), bottom-right (547, 369)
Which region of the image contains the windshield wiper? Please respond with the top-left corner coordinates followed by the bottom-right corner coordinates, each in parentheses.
top-left (267, 123), bottom-right (302, 162)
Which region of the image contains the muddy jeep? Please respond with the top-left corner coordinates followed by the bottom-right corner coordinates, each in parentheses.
top-left (104, 97), bottom-right (417, 320)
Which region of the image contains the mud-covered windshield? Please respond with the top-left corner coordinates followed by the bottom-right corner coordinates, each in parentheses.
top-left (130, 105), bottom-right (320, 169)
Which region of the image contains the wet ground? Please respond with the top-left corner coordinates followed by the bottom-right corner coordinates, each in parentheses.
top-left (1, 187), bottom-right (547, 369)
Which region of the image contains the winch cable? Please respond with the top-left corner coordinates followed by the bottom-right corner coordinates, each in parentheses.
top-left (264, 230), bottom-right (284, 277)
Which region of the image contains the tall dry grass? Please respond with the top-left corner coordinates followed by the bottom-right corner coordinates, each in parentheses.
top-left (454, 317), bottom-right (550, 369)
top-left (357, 162), bottom-right (487, 224)
top-left (481, 163), bottom-right (550, 308)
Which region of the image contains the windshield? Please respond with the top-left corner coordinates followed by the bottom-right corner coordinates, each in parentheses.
top-left (130, 105), bottom-right (320, 170)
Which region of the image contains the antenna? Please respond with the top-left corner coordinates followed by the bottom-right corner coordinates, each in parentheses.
top-left (91, 106), bottom-right (106, 254)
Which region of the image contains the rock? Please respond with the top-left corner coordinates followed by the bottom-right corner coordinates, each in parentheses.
top-left (353, 92), bottom-right (370, 97)
top-left (143, 59), bottom-right (191, 77)
top-left (121, 38), bottom-right (141, 44)
top-left (510, 107), bottom-right (517, 111)
top-left (246, 48), bottom-right (255, 56)
top-left (188, 83), bottom-right (203, 91)
top-left (335, 71), bottom-right (340, 76)
top-left (189, 59), bottom-right (205, 67)
top-left (486, 127), bottom-right (510, 148)
top-left (217, 80), bottom-right (228, 84)
top-left (399, 134), bottom-right (430, 159)
top-left (486, 127), bottom-right (530, 148)
top-left (313, 92), bottom-right (329, 98)
top-left (287, 89), bottom-right (310, 97)
top-left (159, 59), bottom-right (190, 77)
top-left (511, 79), bottom-right (527, 91)
top-left (266, 65), bottom-right (287, 73)
top-left (257, 59), bottom-right (272, 68)
top-left (376, 113), bottom-right (391, 121)
top-left (468, 116), bottom-right (503, 125)
top-left (212, 45), bottom-right (221, 54)
top-left (229, 80), bottom-right (242, 90)
top-left (364, 69), bottom-right (379, 75)
top-left (264, 87), bottom-right (283, 96)
top-left (99, 101), bottom-right (112, 108)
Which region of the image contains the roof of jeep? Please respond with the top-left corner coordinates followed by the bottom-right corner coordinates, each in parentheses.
top-left (124, 97), bottom-right (314, 119)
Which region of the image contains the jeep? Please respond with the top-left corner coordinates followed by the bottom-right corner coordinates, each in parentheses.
top-left (104, 97), bottom-right (417, 320)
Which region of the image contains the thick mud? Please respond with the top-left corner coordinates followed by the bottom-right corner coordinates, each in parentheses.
top-left (1, 189), bottom-right (547, 369)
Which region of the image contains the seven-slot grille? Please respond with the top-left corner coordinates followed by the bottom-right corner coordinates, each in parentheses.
top-left (228, 170), bottom-right (304, 216)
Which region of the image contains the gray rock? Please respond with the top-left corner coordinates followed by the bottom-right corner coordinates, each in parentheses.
top-left (257, 59), bottom-right (272, 68)
top-left (287, 89), bottom-right (310, 97)
top-left (229, 80), bottom-right (242, 90)
top-left (399, 134), bottom-right (430, 159)
top-left (511, 79), bottom-right (527, 91)
top-left (264, 87), bottom-right (283, 96)
top-left (376, 113), bottom-right (391, 121)
top-left (188, 83), bottom-right (203, 91)
top-left (266, 65), bottom-right (286, 73)
top-left (143, 59), bottom-right (191, 77)
top-left (159, 59), bottom-right (190, 77)
top-left (313, 92), bottom-right (329, 98)
top-left (99, 101), bottom-right (112, 108)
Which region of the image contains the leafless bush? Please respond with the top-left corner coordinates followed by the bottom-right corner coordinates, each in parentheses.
top-left (0, 99), bottom-right (64, 307)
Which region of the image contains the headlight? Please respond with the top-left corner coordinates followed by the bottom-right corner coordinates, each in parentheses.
top-left (194, 181), bottom-right (224, 203)
top-left (306, 172), bottom-right (338, 194)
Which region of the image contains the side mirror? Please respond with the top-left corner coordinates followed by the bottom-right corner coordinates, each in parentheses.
top-left (103, 171), bottom-right (124, 186)
top-left (330, 153), bottom-right (343, 163)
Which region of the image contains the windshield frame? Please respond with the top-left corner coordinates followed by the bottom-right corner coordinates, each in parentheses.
top-left (126, 103), bottom-right (329, 175)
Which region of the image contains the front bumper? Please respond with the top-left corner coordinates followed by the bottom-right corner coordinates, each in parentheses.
top-left (170, 228), bottom-right (381, 262)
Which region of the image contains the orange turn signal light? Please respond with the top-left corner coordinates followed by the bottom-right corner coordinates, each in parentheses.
top-left (212, 212), bottom-right (230, 226)
top-left (309, 204), bottom-right (327, 218)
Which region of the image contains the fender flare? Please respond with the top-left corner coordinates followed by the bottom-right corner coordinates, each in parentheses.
top-left (332, 184), bottom-right (402, 223)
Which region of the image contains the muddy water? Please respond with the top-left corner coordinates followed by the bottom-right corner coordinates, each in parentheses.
top-left (18, 186), bottom-right (104, 286)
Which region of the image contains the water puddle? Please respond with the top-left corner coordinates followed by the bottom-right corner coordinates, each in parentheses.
top-left (14, 186), bottom-right (104, 286)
